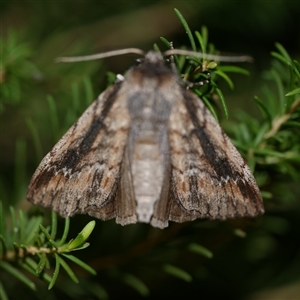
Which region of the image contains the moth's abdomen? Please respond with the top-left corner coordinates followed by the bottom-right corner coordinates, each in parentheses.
top-left (125, 75), bottom-right (173, 225)
top-left (132, 136), bottom-right (165, 223)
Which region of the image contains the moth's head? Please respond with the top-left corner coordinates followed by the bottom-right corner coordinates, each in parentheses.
top-left (144, 51), bottom-right (164, 64)
top-left (134, 51), bottom-right (168, 72)
top-left (131, 50), bottom-right (175, 80)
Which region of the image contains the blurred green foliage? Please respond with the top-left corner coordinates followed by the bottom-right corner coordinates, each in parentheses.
top-left (1, 2), bottom-right (300, 300)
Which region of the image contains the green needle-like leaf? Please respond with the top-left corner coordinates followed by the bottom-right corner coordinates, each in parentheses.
top-left (201, 95), bottom-right (219, 121)
top-left (83, 76), bottom-right (94, 107)
top-left (50, 211), bottom-right (57, 240)
top-left (215, 70), bottom-right (234, 89)
top-left (123, 273), bottom-right (149, 296)
top-left (286, 88), bottom-right (300, 96)
top-left (59, 217), bottom-right (70, 246)
top-left (1, 261), bottom-right (36, 291)
top-left (159, 36), bottom-right (171, 48)
top-left (218, 65), bottom-right (250, 75)
top-left (0, 235), bottom-right (7, 257)
top-left (56, 255), bottom-right (79, 284)
top-left (48, 253), bottom-right (61, 290)
top-left (0, 281), bottom-right (9, 300)
top-left (188, 243), bottom-right (213, 258)
top-left (39, 225), bottom-right (58, 249)
top-left (174, 8), bottom-right (196, 52)
top-left (254, 96), bottom-right (273, 127)
top-left (0, 202), bottom-right (5, 238)
top-left (67, 221), bottom-right (95, 250)
top-left (62, 254), bottom-right (96, 275)
top-left (24, 215), bottom-right (43, 244)
top-left (47, 95), bottom-right (60, 142)
top-left (275, 42), bottom-right (291, 60)
top-left (26, 118), bottom-right (43, 164)
top-left (36, 252), bottom-right (47, 274)
top-left (163, 264), bottom-right (192, 282)
top-left (215, 87), bottom-right (229, 119)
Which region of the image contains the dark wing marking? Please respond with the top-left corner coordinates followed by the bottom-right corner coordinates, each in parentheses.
top-left (27, 83), bottom-right (132, 220)
top-left (167, 88), bottom-right (264, 224)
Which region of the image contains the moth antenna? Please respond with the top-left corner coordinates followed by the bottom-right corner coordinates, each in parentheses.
top-left (163, 49), bottom-right (253, 63)
top-left (55, 48), bottom-right (145, 63)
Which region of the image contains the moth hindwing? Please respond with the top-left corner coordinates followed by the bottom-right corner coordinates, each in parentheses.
top-left (27, 51), bottom-right (264, 229)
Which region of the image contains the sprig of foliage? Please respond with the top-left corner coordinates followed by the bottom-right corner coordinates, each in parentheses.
top-left (230, 43), bottom-right (300, 202)
top-left (0, 203), bottom-right (96, 295)
top-left (160, 8), bottom-right (250, 121)
top-left (0, 30), bottom-right (41, 112)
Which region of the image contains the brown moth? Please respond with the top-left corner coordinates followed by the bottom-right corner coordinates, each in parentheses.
top-left (27, 50), bottom-right (264, 229)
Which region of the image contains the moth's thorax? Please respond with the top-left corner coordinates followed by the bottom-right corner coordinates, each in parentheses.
top-left (125, 51), bottom-right (177, 89)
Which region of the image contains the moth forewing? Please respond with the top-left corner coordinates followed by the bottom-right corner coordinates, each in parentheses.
top-left (167, 88), bottom-right (264, 221)
top-left (27, 82), bottom-right (132, 219)
top-left (27, 50), bottom-right (264, 229)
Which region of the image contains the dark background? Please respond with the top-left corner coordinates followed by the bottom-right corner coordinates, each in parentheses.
top-left (1, 1), bottom-right (300, 299)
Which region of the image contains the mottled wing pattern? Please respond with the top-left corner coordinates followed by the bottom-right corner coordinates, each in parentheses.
top-left (165, 88), bottom-right (264, 223)
top-left (27, 50), bottom-right (264, 229)
top-left (27, 83), bottom-right (132, 221)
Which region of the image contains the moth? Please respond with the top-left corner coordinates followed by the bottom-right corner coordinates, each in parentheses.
top-left (27, 49), bottom-right (264, 229)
